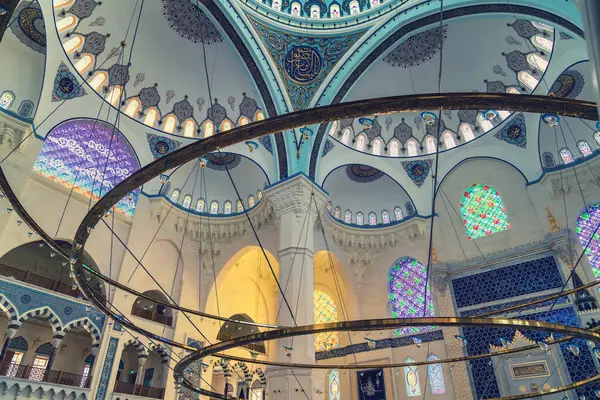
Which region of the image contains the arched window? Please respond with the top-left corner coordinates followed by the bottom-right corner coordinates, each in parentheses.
top-left (349, 0), bottom-right (360, 15)
top-left (0, 91), bottom-right (15, 110)
top-left (196, 198), bottom-right (205, 212)
top-left (459, 123), bottom-right (475, 142)
top-left (344, 209), bottom-right (352, 224)
top-left (210, 200), bottom-right (219, 214)
top-left (406, 202), bottom-right (415, 216)
top-left (63, 35), bottom-right (84, 54)
top-left (310, 5), bottom-right (320, 18)
top-left (560, 148), bottom-right (574, 164)
top-left (54, 0), bottom-right (74, 9)
top-left (578, 141), bottom-right (593, 157)
top-left (163, 115), bottom-right (177, 134)
top-left (250, 380), bottom-right (263, 400)
top-left (532, 21), bottom-right (554, 32)
top-left (427, 354), bottom-right (447, 395)
top-left (56, 15), bottom-right (77, 33)
top-left (105, 86), bottom-right (122, 106)
top-left (74, 54), bottom-right (94, 74)
top-left (355, 135), bottom-right (366, 152)
top-left (124, 98), bottom-right (141, 117)
top-left (460, 184), bottom-right (510, 240)
top-left (327, 201), bottom-right (333, 212)
top-left (248, 195), bottom-right (256, 208)
top-left (394, 206), bottom-right (403, 221)
top-left (272, 0), bottom-right (281, 11)
top-left (576, 203), bottom-right (600, 277)
top-left (17, 101), bottom-right (34, 118)
top-left (291, 2), bottom-right (301, 16)
top-left (203, 120), bottom-right (214, 138)
top-left (170, 189), bottom-right (180, 203)
top-left (314, 290), bottom-right (338, 350)
top-left (328, 369), bottom-right (340, 400)
top-left (507, 86), bottom-right (521, 95)
top-left (341, 128), bottom-right (351, 144)
top-left (498, 110), bottom-right (511, 120)
top-left (404, 357), bottom-right (422, 397)
top-left (389, 140), bottom-right (400, 156)
top-left (89, 72), bottom-right (108, 91)
top-left (239, 116), bottom-right (250, 126)
top-left (221, 119), bottom-right (233, 132)
top-left (476, 114), bottom-right (494, 132)
top-left (183, 119), bottom-right (195, 138)
top-left (442, 130), bottom-right (456, 149)
top-left (255, 110), bottom-right (265, 121)
top-left (531, 34), bottom-right (553, 53)
top-left (330, 4), bottom-right (340, 18)
top-left (356, 212), bottom-right (364, 226)
top-left (542, 152), bottom-right (556, 169)
top-left (406, 139), bottom-right (418, 156)
top-left (388, 257), bottom-right (435, 335)
top-left (369, 0), bottom-right (380, 7)
top-left (518, 71), bottom-right (539, 91)
top-left (237, 199), bottom-right (244, 213)
top-left (422, 136), bottom-right (435, 154)
top-left (527, 53), bottom-right (548, 72)
top-left (182, 195), bottom-right (192, 209)
top-left (257, 190), bottom-right (263, 201)
top-left (334, 206), bottom-right (341, 219)
top-left (594, 132), bottom-right (600, 147)
top-left (382, 210), bottom-right (390, 224)
top-left (328, 121), bottom-right (339, 136)
top-left (144, 108), bottom-right (159, 127)
top-left (368, 212), bottom-right (377, 226)
top-left (372, 138), bottom-right (382, 155)
top-left (224, 201), bottom-right (232, 214)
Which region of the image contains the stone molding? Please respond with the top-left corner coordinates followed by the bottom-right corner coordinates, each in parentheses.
top-left (539, 156), bottom-right (600, 198)
top-left (0, 112), bottom-right (29, 151)
top-left (265, 174), bottom-right (328, 224)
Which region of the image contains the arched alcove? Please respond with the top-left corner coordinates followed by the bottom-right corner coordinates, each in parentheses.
top-left (131, 290), bottom-right (173, 327)
top-left (217, 313), bottom-right (266, 354)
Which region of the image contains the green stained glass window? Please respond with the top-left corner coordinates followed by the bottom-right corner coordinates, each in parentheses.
top-left (460, 184), bottom-right (510, 240)
top-left (314, 290), bottom-right (338, 351)
top-left (577, 203), bottom-right (600, 277)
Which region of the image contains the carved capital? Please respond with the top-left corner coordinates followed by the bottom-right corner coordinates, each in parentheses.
top-left (265, 174), bottom-right (328, 224)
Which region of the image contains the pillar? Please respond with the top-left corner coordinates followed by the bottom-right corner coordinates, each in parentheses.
top-left (575, 0), bottom-right (600, 117)
top-left (135, 353), bottom-right (148, 387)
top-left (0, 326), bottom-right (17, 362)
top-left (45, 337), bottom-right (63, 371)
top-left (264, 174), bottom-right (328, 400)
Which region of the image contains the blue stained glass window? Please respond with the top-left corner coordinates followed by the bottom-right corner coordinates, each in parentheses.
top-left (368, 212), bottom-right (377, 226)
top-left (356, 212), bottom-right (364, 226)
top-left (388, 257), bottom-right (435, 335)
top-left (394, 207), bottom-right (403, 221)
top-left (404, 357), bottom-right (421, 397)
top-left (427, 354), bottom-right (446, 394)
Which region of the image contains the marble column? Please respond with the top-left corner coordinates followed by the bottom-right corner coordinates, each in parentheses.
top-left (575, 0), bottom-right (600, 117)
top-left (134, 352), bottom-right (148, 391)
top-left (45, 337), bottom-right (63, 371)
top-left (264, 174), bottom-right (328, 400)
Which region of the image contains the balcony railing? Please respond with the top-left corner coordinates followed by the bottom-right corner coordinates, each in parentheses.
top-left (0, 263), bottom-right (82, 298)
top-left (131, 306), bottom-right (173, 326)
top-left (114, 381), bottom-right (165, 399)
top-left (0, 362), bottom-right (91, 388)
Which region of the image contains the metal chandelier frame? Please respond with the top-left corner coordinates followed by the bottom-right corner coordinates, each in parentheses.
top-left (0, 93), bottom-right (599, 399)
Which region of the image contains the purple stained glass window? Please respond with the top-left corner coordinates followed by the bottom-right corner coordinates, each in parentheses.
top-left (576, 203), bottom-right (600, 278)
top-left (32, 119), bottom-right (140, 217)
top-left (388, 257), bottom-right (435, 335)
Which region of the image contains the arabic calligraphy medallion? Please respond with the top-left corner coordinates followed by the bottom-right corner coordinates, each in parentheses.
top-left (284, 45), bottom-right (322, 84)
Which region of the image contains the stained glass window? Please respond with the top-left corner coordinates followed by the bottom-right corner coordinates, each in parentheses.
top-left (388, 257), bottom-right (435, 335)
top-left (182, 195), bottom-right (192, 209)
top-left (543, 152), bottom-right (556, 169)
top-left (459, 123), bottom-right (475, 142)
top-left (257, 190), bottom-right (263, 201)
top-left (576, 203), bottom-right (600, 278)
top-left (237, 199), bottom-right (244, 213)
top-left (210, 200), bottom-right (219, 214)
top-left (425, 136), bottom-right (436, 154)
top-left (334, 206), bottom-right (341, 219)
top-left (291, 2), bottom-right (301, 15)
top-left (382, 210), bottom-right (390, 224)
top-left (171, 190), bottom-right (180, 203)
top-left (106, 86), bottom-right (122, 106)
top-left (406, 139), bottom-right (418, 156)
top-left (560, 148), bottom-right (574, 164)
top-left (196, 198), bottom-right (205, 212)
top-left (368, 212), bottom-right (377, 226)
top-left (344, 210), bottom-right (352, 224)
top-left (314, 290), bottom-right (338, 351)
top-left (221, 120), bottom-right (233, 132)
top-left (310, 5), bottom-right (320, 18)
top-left (124, 99), bottom-right (141, 117)
top-left (389, 140), bottom-right (400, 156)
top-left (578, 141), bottom-right (593, 157)
top-left (460, 184), bottom-right (510, 240)
top-left (593, 132), bottom-right (600, 147)
top-left (33, 119), bottom-right (140, 217)
top-left (0, 91), bottom-right (15, 110)
top-left (74, 54), bottom-right (94, 74)
top-left (248, 195), bottom-right (256, 208)
top-left (372, 139), bottom-right (382, 155)
top-left (442, 130), bottom-right (456, 149)
top-left (356, 212), bottom-right (364, 226)
top-left (356, 135), bottom-right (366, 152)
top-left (426, 354), bottom-right (446, 395)
top-left (349, 0), bottom-right (360, 15)
top-left (394, 207), bottom-right (403, 221)
top-left (328, 369), bottom-right (340, 400)
top-left (327, 201), bottom-right (333, 212)
top-left (404, 357), bottom-right (421, 397)
top-left (224, 201), bottom-right (232, 214)
top-left (330, 4), bottom-right (340, 18)
top-left (272, 0), bottom-right (281, 10)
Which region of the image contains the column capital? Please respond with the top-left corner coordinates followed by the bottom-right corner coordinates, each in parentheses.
top-left (265, 174), bottom-right (328, 223)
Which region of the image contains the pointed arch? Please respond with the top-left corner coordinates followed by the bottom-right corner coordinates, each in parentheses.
top-left (183, 119), bottom-right (196, 138)
top-left (330, 4), bottom-right (340, 17)
top-left (334, 206), bottom-right (341, 219)
top-left (56, 15), bottom-right (78, 33)
top-left (388, 257), bottom-right (434, 335)
top-left (381, 210), bottom-right (390, 224)
top-left (314, 290), bottom-right (338, 351)
top-left (224, 200), bottom-right (232, 214)
top-left (518, 71), bottom-right (539, 91)
top-left (343, 209), bottom-right (352, 224)
top-left (426, 354), bottom-right (447, 394)
top-left (356, 212), bottom-right (364, 226)
top-left (124, 98), bottom-right (141, 118)
top-left (340, 127), bottom-right (351, 144)
top-left (237, 199), bottom-right (244, 213)
top-left (459, 123), bottom-right (475, 142)
top-left (460, 184), bottom-right (510, 239)
top-left (406, 139), bottom-right (418, 156)
top-left (203, 120), bottom-right (215, 138)
top-left (441, 130), bottom-right (456, 149)
top-left (394, 206), bottom-right (403, 221)
top-left (355, 134), bottom-right (366, 152)
top-left (404, 357), bottom-right (422, 396)
top-left (476, 113), bottom-right (493, 132)
top-left (328, 369), bottom-right (340, 399)
top-left (221, 119), bottom-right (234, 132)
top-left (144, 108), bottom-right (159, 127)
top-left (74, 54), bottom-right (94, 74)
top-left (531, 34), bottom-right (553, 53)
top-left (248, 195), bottom-right (256, 208)
top-left (18, 308), bottom-right (63, 336)
top-left (527, 53), bottom-right (548, 72)
top-left (594, 132), bottom-right (600, 147)
top-left (389, 139), bottom-right (400, 156)
top-left (372, 138), bottom-right (383, 155)
top-left (170, 189), bottom-right (180, 203)
top-left (63, 35), bottom-right (84, 54)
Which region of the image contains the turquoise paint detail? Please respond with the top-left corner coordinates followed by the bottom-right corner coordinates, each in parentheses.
top-left (95, 337), bottom-right (119, 400)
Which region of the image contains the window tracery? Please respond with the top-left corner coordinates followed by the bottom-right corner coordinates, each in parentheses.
top-left (427, 354), bottom-right (447, 394)
top-left (560, 148), bottom-right (574, 164)
top-left (394, 206), bottom-right (403, 221)
top-left (210, 200), bottom-right (219, 214)
top-left (344, 209), bottom-right (352, 224)
top-left (314, 290), bottom-right (338, 350)
top-left (0, 91), bottom-right (15, 110)
top-left (578, 141), bottom-right (593, 157)
top-left (460, 184), bottom-right (510, 240)
top-left (356, 212), bottom-right (364, 226)
top-left (171, 189), bottom-right (180, 203)
top-left (368, 212), bottom-right (377, 226)
top-left (404, 357), bottom-right (421, 397)
top-left (196, 198), bottom-right (205, 212)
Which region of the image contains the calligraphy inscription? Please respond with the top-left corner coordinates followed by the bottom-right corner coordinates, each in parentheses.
top-left (284, 45), bottom-right (322, 84)
top-left (511, 362), bottom-right (549, 379)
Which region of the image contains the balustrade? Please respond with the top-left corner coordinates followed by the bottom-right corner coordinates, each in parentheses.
top-left (0, 263), bottom-right (82, 298)
top-left (114, 380), bottom-right (165, 399)
top-left (0, 361), bottom-right (91, 388)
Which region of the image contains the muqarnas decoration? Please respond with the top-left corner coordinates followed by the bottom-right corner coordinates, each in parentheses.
top-left (33, 119), bottom-right (140, 217)
top-left (52, 62), bottom-right (87, 102)
top-left (147, 133), bottom-right (182, 159)
top-left (249, 16), bottom-right (365, 110)
top-left (493, 113), bottom-right (527, 148)
top-left (402, 159), bottom-right (432, 188)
